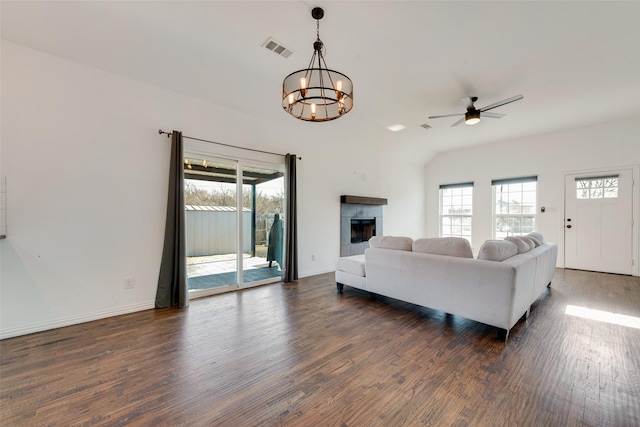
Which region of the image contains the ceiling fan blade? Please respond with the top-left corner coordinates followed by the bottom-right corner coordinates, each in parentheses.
top-left (429, 113), bottom-right (464, 119)
top-left (461, 96), bottom-right (475, 110)
top-left (450, 117), bottom-right (465, 127)
top-left (481, 112), bottom-right (506, 119)
top-left (480, 94), bottom-right (524, 112)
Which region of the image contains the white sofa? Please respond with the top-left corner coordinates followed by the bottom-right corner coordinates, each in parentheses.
top-left (335, 234), bottom-right (557, 340)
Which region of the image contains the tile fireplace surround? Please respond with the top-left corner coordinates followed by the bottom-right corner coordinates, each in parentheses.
top-left (340, 195), bottom-right (388, 257)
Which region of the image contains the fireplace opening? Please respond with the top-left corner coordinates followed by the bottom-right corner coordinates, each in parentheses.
top-left (351, 218), bottom-right (376, 244)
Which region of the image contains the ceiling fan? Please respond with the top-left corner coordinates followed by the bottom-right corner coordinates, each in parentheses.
top-left (429, 94), bottom-right (524, 127)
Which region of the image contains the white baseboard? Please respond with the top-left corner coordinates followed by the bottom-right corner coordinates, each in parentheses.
top-left (1, 271), bottom-right (340, 340)
top-left (298, 267), bottom-right (336, 279)
top-left (0, 301), bottom-right (155, 340)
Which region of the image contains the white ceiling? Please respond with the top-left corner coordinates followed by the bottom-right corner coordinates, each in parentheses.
top-left (2, 1), bottom-right (640, 164)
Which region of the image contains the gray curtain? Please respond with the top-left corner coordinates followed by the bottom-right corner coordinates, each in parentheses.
top-left (155, 130), bottom-right (188, 308)
top-left (284, 154), bottom-right (298, 282)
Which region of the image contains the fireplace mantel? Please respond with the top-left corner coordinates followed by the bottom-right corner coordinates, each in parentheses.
top-left (340, 195), bottom-right (388, 205)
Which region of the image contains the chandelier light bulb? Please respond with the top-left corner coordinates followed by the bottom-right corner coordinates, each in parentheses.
top-left (300, 77), bottom-right (308, 98)
top-left (335, 80), bottom-right (343, 99)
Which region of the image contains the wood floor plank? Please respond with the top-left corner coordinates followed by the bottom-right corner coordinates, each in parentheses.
top-left (1, 269), bottom-right (639, 426)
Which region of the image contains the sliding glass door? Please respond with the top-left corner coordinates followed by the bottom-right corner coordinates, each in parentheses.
top-left (184, 158), bottom-right (239, 294)
top-left (182, 151), bottom-right (285, 297)
top-left (241, 165), bottom-right (284, 286)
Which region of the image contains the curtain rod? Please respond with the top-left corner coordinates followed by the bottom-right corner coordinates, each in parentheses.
top-left (158, 129), bottom-right (301, 160)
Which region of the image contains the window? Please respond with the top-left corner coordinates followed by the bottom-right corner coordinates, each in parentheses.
top-left (493, 176), bottom-right (537, 239)
top-left (440, 182), bottom-right (473, 243)
top-left (576, 175), bottom-right (619, 199)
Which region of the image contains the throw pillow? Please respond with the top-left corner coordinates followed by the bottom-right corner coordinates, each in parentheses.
top-left (528, 232), bottom-right (543, 246)
top-left (412, 237), bottom-right (473, 258)
top-left (505, 236), bottom-right (530, 254)
top-left (519, 236), bottom-right (536, 250)
top-left (478, 240), bottom-right (518, 261)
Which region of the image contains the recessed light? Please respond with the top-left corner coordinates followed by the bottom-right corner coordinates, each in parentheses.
top-left (386, 124), bottom-right (407, 132)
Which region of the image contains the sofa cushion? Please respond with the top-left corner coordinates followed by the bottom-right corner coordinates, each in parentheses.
top-left (528, 232), bottom-right (543, 246)
top-left (505, 236), bottom-right (531, 254)
top-left (412, 237), bottom-right (473, 258)
top-left (335, 254), bottom-right (366, 277)
top-left (369, 236), bottom-right (413, 251)
top-left (478, 240), bottom-right (519, 261)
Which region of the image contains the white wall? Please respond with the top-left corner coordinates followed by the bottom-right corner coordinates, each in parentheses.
top-left (424, 116), bottom-right (640, 271)
top-left (0, 41), bottom-right (424, 338)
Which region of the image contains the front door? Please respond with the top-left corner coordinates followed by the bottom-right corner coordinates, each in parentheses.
top-left (564, 169), bottom-right (633, 275)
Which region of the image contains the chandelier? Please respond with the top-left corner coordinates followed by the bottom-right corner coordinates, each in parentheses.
top-left (282, 7), bottom-right (353, 122)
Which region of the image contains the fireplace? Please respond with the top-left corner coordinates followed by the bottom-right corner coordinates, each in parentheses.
top-left (351, 218), bottom-right (376, 243)
top-left (340, 195), bottom-right (387, 257)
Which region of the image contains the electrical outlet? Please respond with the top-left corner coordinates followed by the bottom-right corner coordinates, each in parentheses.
top-left (312, 254), bottom-right (316, 261)
top-left (124, 277), bottom-right (135, 290)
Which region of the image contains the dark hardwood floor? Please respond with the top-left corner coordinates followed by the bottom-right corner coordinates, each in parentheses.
top-left (1, 269), bottom-right (639, 426)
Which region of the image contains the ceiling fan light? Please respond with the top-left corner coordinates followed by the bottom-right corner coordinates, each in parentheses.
top-left (465, 111), bottom-right (481, 125)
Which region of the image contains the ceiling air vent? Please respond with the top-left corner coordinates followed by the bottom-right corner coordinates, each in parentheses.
top-left (420, 123), bottom-right (432, 130)
top-left (262, 38), bottom-right (294, 58)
